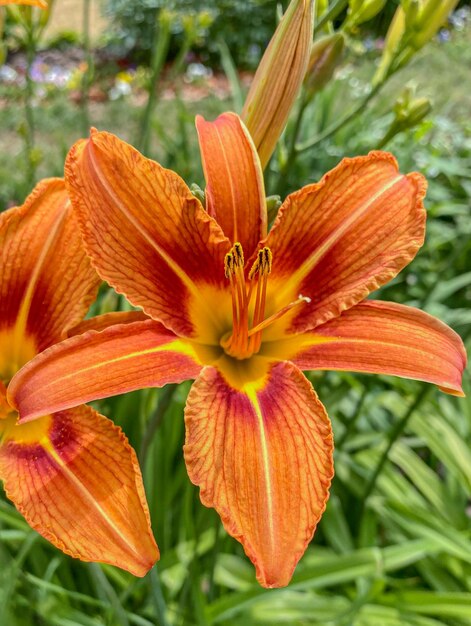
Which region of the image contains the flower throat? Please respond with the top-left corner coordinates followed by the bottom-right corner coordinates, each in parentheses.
top-left (221, 243), bottom-right (309, 360)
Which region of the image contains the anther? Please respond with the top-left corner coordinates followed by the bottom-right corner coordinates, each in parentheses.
top-left (224, 252), bottom-right (234, 278)
top-left (233, 242), bottom-right (244, 267)
top-left (260, 247), bottom-right (272, 274)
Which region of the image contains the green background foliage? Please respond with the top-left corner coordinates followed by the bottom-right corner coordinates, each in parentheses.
top-left (1, 1), bottom-right (471, 624)
top-left (102, 0), bottom-right (279, 67)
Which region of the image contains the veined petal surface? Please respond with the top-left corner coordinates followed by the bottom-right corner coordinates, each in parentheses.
top-left (265, 152), bottom-right (426, 333)
top-left (0, 179), bottom-right (99, 359)
top-left (0, 404), bottom-right (158, 576)
top-left (292, 300), bottom-right (466, 396)
top-left (67, 310), bottom-right (150, 337)
top-left (9, 320), bottom-right (204, 422)
top-left (196, 112), bottom-right (266, 255)
top-left (65, 130), bottom-right (231, 338)
top-left (184, 361), bottom-right (333, 588)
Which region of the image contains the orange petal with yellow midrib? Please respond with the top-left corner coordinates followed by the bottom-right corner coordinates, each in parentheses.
top-left (65, 130), bottom-right (231, 338)
top-left (0, 404), bottom-right (158, 576)
top-left (264, 152), bottom-right (427, 334)
top-left (9, 320), bottom-right (204, 422)
top-left (0, 179), bottom-right (100, 355)
top-left (291, 300), bottom-right (466, 396)
top-left (67, 310), bottom-right (150, 337)
top-left (196, 113), bottom-right (266, 256)
top-left (184, 361), bottom-right (333, 588)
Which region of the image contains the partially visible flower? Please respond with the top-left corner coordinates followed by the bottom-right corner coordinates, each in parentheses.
top-left (9, 114), bottom-right (466, 587)
top-left (0, 180), bottom-right (158, 576)
top-left (242, 0), bottom-right (314, 168)
top-left (0, 0), bottom-right (47, 7)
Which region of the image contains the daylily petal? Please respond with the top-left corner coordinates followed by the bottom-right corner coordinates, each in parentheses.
top-left (184, 361), bottom-right (333, 588)
top-left (67, 310), bottom-right (150, 337)
top-left (0, 0), bottom-right (47, 7)
top-left (0, 179), bottom-right (99, 374)
top-left (65, 130), bottom-right (231, 338)
top-left (0, 404), bottom-right (158, 576)
top-left (264, 152), bottom-right (426, 334)
top-left (290, 300), bottom-right (466, 396)
top-left (9, 320), bottom-right (204, 422)
top-left (196, 112), bottom-right (266, 255)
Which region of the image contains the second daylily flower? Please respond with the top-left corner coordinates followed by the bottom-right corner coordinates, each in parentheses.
top-left (9, 113), bottom-right (466, 587)
top-left (0, 179), bottom-right (158, 575)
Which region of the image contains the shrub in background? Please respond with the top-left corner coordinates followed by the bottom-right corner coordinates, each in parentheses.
top-left (102, 0), bottom-right (279, 67)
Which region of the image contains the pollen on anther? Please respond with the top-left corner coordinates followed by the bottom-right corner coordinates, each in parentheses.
top-left (262, 247), bottom-right (272, 274)
top-left (233, 242), bottom-right (244, 267)
top-left (224, 252), bottom-right (234, 278)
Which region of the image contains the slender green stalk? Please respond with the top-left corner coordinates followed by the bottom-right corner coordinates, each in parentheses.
top-left (149, 567), bottom-right (170, 626)
top-left (285, 94), bottom-right (309, 166)
top-left (297, 81), bottom-right (384, 154)
top-left (139, 384), bottom-right (176, 467)
top-left (336, 386), bottom-right (368, 449)
top-left (207, 516), bottom-right (222, 602)
top-left (315, 0), bottom-right (349, 31)
top-left (137, 12), bottom-right (171, 154)
top-left (80, 0), bottom-right (92, 134)
top-left (356, 385), bottom-right (432, 529)
top-left (88, 563), bottom-right (130, 626)
top-left (23, 20), bottom-right (37, 189)
top-left (374, 126), bottom-right (400, 150)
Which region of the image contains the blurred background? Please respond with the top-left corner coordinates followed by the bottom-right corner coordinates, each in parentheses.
top-left (1, 1), bottom-right (471, 625)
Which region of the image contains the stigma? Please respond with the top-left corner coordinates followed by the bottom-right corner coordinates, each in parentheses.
top-left (221, 243), bottom-right (309, 360)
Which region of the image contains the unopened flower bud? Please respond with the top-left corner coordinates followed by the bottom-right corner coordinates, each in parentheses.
top-left (406, 97), bottom-right (432, 126)
top-left (379, 88), bottom-right (432, 146)
top-left (412, 0), bottom-right (459, 49)
top-left (345, 0), bottom-right (387, 28)
top-left (242, 0), bottom-right (314, 169)
top-left (304, 32), bottom-right (345, 99)
top-left (374, 0), bottom-right (459, 85)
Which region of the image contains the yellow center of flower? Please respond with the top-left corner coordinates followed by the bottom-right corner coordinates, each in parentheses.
top-left (0, 329), bottom-right (37, 386)
top-left (220, 243), bottom-right (310, 360)
top-left (0, 411), bottom-right (52, 444)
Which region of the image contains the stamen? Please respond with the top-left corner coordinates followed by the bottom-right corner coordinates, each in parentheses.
top-left (248, 294), bottom-right (311, 337)
top-left (222, 244), bottom-right (309, 359)
top-left (249, 247), bottom-right (272, 353)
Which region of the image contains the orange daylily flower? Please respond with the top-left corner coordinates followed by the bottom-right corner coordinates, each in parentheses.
top-left (0, 179), bottom-right (158, 576)
top-left (9, 113), bottom-right (466, 587)
top-left (0, 0), bottom-right (47, 8)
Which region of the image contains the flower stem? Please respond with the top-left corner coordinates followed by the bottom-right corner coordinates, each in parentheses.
top-left (149, 566), bottom-right (170, 626)
top-left (296, 81), bottom-right (384, 154)
top-left (355, 384), bottom-right (431, 531)
top-left (80, 0), bottom-right (92, 135)
top-left (24, 22), bottom-right (37, 189)
top-left (336, 387), bottom-right (368, 449)
top-left (315, 0), bottom-right (349, 31)
top-left (137, 11), bottom-right (171, 154)
top-left (139, 385), bottom-right (176, 467)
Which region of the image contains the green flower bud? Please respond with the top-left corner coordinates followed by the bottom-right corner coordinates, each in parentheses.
top-left (346, 0), bottom-right (387, 28)
top-left (304, 32), bottom-right (345, 99)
